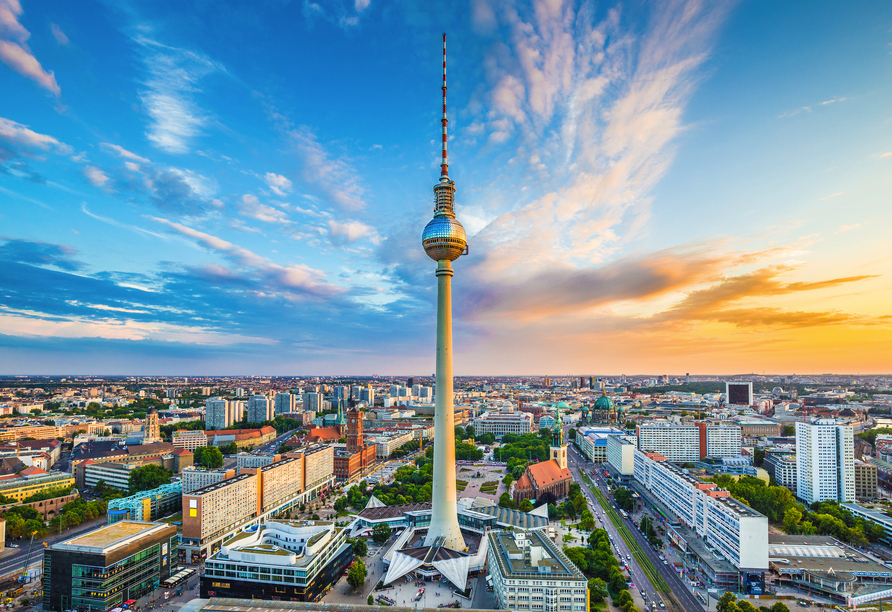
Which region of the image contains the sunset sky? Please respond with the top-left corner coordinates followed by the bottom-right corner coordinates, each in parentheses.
top-left (0, 0), bottom-right (890, 375)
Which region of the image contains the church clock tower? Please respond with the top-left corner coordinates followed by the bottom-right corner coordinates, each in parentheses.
top-left (550, 409), bottom-right (567, 470)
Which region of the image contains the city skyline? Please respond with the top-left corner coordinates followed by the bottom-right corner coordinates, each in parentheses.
top-left (1, 1), bottom-right (891, 375)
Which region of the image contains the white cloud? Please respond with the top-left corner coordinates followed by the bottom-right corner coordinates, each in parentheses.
top-left (355, 0), bottom-right (370, 11)
top-left (83, 166), bottom-right (109, 188)
top-left (0, 0), bottom-right (60, 95)
top-left (134, 36), bottom-right (224, 154)
top-left (49, 23), bottom-right (68, 46)
top-left (263, 172), bottom-right (292, 196)
top-left (152, 217), bottom-right (343, 298)
top-left (327, 219), bottom-right (378, 246)
top-left (0, 116), bottom-right (72, 155)
top-left (240, 193), bottom-right (290, 224)
top-left (288, 127), bottom-right (365, 211)
top-left (101, 142), bottom-right (150, 164)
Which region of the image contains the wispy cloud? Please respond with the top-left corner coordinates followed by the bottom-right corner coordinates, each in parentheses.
top-left (49, 23), bottom-right (68, 46)
top-left (0, 0), bottom-right (60, 95)
top-left (134, 37), bottom-right (224, 154)
top-left (83, 166), bottom-right (109, 188)
top-left (821, 191), bottom-right (843, 200)
top-left (0, 116), bottom-right (72, 159)
top-left (288, 127), bottom-right (365, 211)
top-left (263, 172), bottom-right (292, 196)
top-left (837, 223), bottom-right (860, 233)
top-left (239, 193), bottom-right (290, 224)
top-left (152, 217), bottom-right (344, 298)
top-left (101, 142), bottom-right (150, 164)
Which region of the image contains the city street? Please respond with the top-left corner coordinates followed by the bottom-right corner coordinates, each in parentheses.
top-left (567, 444), bottom-right (703, 612)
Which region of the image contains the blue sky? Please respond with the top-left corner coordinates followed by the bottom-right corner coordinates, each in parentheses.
top-left (1, 0), bottom-right (890, 375)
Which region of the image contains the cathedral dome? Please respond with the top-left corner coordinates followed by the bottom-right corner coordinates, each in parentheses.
top-left (594, 395), bottom-right (613, 412)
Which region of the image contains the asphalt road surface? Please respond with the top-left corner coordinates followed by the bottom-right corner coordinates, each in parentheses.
top-left (567, 445), bottom-right (706, 612)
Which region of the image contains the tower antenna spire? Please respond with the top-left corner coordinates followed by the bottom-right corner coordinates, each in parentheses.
top-left (440, 33), bottom-right (448, 179)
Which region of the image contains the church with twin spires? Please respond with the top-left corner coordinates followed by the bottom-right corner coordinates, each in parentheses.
top-left (512, 408), bottom-right (573, 503)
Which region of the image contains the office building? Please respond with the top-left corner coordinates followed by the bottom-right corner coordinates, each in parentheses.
top-left (172, 429), bottom-right (208, 451)
top-left (359, 387), bottom-right (375, 405)
top-left (764, 452), bottom-right (797, 492)
top-left (796, 419), bottom-right (854, 504)
top-left (372, 431), bottom-right (414, 459)
top-left (726, 382), bottom-right (753, 406)
top-left (575, 427), bottom-right (626, 462)
top-left (474, 408), bottom-right (533, 438)
top-left (605, 435), bottom-right (636, 484)
top-left (634, 449), bottom-right (768, 573)
top-left (205, 398), bottom-right (231, 431)
top-left (247, 395), bottom-right (271, 424)
top-left (0, 470), bottom-right (74, 502)
top-left (84, 462), bottom-right (138, 490)
top-left (200, 520), bottom-right (352, 602)
top-left (636, 422), bottom-right (741, 463)
top-left (274, 392), bottom-right (296, 415)
top-left (735, 419), bottom-right (782, 437)
top-left (43, 521), bottom-right (178, 612)
top-left (303, 392), bottom-right (322, 413)
top-left (854, 461), bottom-right (878, 500)
top-left (487, 530), bottom-right (588, 612)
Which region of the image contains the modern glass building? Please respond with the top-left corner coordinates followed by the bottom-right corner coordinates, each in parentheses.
top-left (43, 521), bottom-right (178, 612)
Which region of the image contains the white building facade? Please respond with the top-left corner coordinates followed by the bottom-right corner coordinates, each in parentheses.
top-left (796, 419), bottom-right (854, 505)
top-left (205, 398), bottom-right (231, 431)
top-left (474, 408), bottom-right (533, 438)
top-left (634, 449), bottom-right (768, 572)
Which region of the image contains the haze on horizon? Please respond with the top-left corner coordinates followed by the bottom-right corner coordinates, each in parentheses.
top-left (0, 0), bottom-right (890, 376)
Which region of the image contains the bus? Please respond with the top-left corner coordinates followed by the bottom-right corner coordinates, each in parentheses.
top-left (619, 510), bottom-right (629, 519)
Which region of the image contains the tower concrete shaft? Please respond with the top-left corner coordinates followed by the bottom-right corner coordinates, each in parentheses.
top-left (424, 259), bottom-right (465, 550)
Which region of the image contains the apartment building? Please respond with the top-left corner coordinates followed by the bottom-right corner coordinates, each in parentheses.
top-left (205, 398), bottom-right (232, 431)
top-left (474, 408), bottom-right (533, 438)
top-left (247, 395), bottom-right (271, 424)
top-left (371, 431), bottom-right (414, 458)
top-left (180, 467), bottom-right (235, 493)
top-left (172, 430), bottom-right (208, 451)
top-left (487, 530), bottom-right (588, 612)
top-left (854, 461), bottom-right (878, 501)
top-left (274, 392), bottom-right (295, 415)
top-left (795, 419), bottom-right (854, 505)
top-left (636, 422), bottom-right (741, 463)
top-left (180, 446), bottom-right (335, 562)
top-left (0, 470), bottom-right (75, 502)
top-left (634, 449), bottom-right (768, 573)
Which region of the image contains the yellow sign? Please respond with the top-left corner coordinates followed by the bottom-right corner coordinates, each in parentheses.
top-left (212, 582), bottom-right (230, 588)
top-left (189, 509), bottom-right (197, 517)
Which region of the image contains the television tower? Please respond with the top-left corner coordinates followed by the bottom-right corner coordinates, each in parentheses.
top-left (421, 33), bottom-right (467, 551)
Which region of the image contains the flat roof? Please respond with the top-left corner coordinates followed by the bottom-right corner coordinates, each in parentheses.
top-left (54, 521), bottom-right (170, 554)
top-left (488, 530), bottom-right (585, 582)
top-left (201, 598), bottom-right (510, 612)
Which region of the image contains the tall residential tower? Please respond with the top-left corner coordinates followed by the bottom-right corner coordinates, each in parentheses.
top-left (421, 34), bottom-right (467, 551)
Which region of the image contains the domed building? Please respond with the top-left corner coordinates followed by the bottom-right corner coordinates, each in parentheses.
top-left (592, 392), bottom-right (616, 423)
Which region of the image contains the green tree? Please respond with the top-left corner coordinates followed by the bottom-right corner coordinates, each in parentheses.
top-left (782, 425), bottom-right (796, 437)
top-left (782, 506), bottom-right (802, 533)
top-left (371, 523), bottom-right (392, 544)
top-left (502, 473), bottom-right (514, 488)
top-left (128, 464), bottom-right (171, 495)
top-left (580, 509), bottom-right (594, 531)
top-left (352, 538), bottom-right (368, 557)
top-left (220, 441), bottom-right (239, 455)
top-left (716, 592), bottom-right (739, 612)
top-left (568, 428), bottom-right (576, 440)
top-left (518, 498), bottom-right (534, 513)
top-left (499, 492), bottom-right (517, 510)
top-left (588, 578), bottom-right (608, 603)
top-left (347, 558), bottom-right (367, 591)
top-left (368, 596), bottom-right (374, 605)
top-left (194, 446), bottom-right (224, 468)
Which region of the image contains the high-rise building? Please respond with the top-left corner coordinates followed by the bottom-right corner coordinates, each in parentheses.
top-left (855, 461), bottom-right (878, 500)
top-left (419, 33), bottom-right (466, 551)
top-left (303, 392), bottom-right (322, 413)
top-left (247, 395), bottom-right (271, 423)
top-left (796, 419), bottom-right (854, 504)
top-left (359, 387), bottom-right (375, 405)
top-left (407, 377), bottom-right (415, 389)
top-left (334, 386), bottom-right (348, 401)
top-left (726, 381), bottom-right (754, 406)
top-left (274, 392), bottom-right (295, 415)
top-left (234, 388), bottom-right (245, 398)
